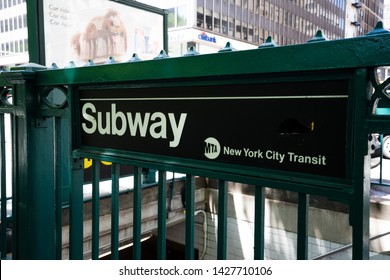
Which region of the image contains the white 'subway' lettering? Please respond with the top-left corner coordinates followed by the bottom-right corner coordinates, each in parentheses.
top-left (81, 103), bottom-right (187, 148)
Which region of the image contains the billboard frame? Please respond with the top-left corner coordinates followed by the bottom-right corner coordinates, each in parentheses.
top-left (26, 0), bottom-right (168, 65)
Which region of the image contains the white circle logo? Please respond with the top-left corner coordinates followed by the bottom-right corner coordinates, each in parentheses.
top-left (204, 137), bottom-right (221, 160)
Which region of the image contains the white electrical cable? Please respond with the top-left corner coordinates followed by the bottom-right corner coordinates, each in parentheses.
top-left (194, 210), bottom-right (208, 260)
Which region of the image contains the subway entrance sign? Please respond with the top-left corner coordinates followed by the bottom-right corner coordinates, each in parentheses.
top-left (80, 78), bottom-right (350, 179)
top-left (3, 19), bottom-right (389, 260)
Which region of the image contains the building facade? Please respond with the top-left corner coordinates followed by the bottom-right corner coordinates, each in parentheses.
top-left (345, 0), bottom-right (385, 37)
top-left (140, 0), bottom-right (385, 56)
top-left (145, 0), bottom-right (350, 56)
top-left (194, 0), bottom-right (347, 45)
top-left (0, 0), bottom-right (28, 66)
top-left (384, 0), bottom-right (390, 30)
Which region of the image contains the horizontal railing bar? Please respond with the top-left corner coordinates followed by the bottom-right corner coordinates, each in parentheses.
top-left (0, 108), bottom-right (15, 114)
top-left (73, 150), bottom-right (353, 202)
top-left (312, 231), bottom-right (390, 260)
top-left (73, 149), bottom-right (351, 187)
top-left (367, 117), bottom-right (390, 134)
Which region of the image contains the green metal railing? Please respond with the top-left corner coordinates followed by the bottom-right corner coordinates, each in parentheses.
top-left (1, 21), bottom-right (390, 260)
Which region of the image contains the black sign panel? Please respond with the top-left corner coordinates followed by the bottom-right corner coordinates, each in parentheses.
top-left (79, 80), bottom-right (349, 178)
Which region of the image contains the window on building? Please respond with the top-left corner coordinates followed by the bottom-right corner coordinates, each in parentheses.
top-left (19, 39), bottom-right (23, 52)
top-left (23, 14), bottom-right (27, 27)
top-left (177, 5), bottom-right (187, 27)
top-left (24, 39), bottom-right (28, 52)
top-left (168, 7), bottom-right (175, 28)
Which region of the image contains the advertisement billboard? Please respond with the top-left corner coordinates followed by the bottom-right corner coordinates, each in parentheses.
top-left (43, 0), bottom-right (165, 67)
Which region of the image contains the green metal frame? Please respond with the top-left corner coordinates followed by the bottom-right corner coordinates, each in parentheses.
top-left (1, 11), bottom-right (389, 259)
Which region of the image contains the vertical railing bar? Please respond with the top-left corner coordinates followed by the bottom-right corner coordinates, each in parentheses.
top-left (217, 179), bottom-right (227, 260)
top-left (254, 186), bottom-right (265, 260)
top-left (111, 163), bottom-right (120, 260)
top-left (91, 159), bottom-right (100, 260)
top-left (11, 111), bottom-right (17, 259)
top-left (185, 174), bottom-right (195, 260)
top-left (0, 114), bottom-right (7, 259)
top-left (379, 134), bottom-right (383, 184)
top-left (157, 170), bottom-right (167, 260)
top-left (297, 192), bottom-right (309, 260)
top-left (68, 85), bottom-right (84, 260)
top-left (69, 158), bottom-right (84, 260)
top-left (132, 166), bottom-right (142, 260)
top-left (54, 117), bottom-right (62, 260)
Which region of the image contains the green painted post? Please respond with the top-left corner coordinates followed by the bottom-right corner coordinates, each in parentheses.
top-left (157, 170), bottom-right (167, 260)
top-left (217, 180), bottom-right (227, 260)
top-left (91, 160), bottom-right (100, 260)
top-left (111, 163), bottom-right (120, 260)
top-left (185, 175), bottom-right (195, 260)
top-left (133, 166), bottom-right (142, 260)
top-left (0, 114), bottom-right (7, 259)
top-left (68, 84), bottom-right (84, 260)
top-left (254, 186), bottom-right (265, 260)
top-left (3, 67), bottom-right (56, 259)
top-left (54, 117), bottom-right (63, 259)
top-left (351, 69), bottom-right (371, 260)
top-left (297, 193), bottom-right (309, 260)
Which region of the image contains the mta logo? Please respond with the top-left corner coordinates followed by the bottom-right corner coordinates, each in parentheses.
top-left (204, 137), bottom-right (221, 160)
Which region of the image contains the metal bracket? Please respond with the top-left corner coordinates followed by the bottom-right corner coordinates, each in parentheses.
top-left (368, 68), bottom-right (390, 114)
top-left (35, 117), bottom-right (48, 128)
